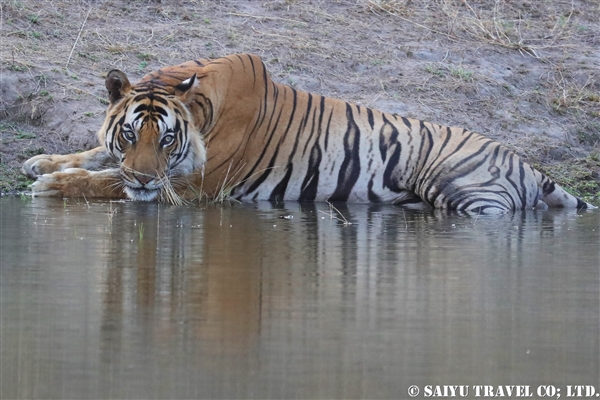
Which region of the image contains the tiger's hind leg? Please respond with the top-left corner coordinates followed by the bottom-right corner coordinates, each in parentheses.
top-left (432, 187), bottom-right (514, 214)
top-left (393, 190), bottom-right (432, 211)
top-left (22, 146), bottom-right (114, 179)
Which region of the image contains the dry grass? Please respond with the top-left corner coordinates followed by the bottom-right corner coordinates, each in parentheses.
top-left (459, 0), bottom-right (576, 57)
top-left (365, 0), bottom-right (412, 16)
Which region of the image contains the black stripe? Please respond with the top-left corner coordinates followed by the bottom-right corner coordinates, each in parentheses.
top-left (153, 96), bottom-right (168, 106)
top-left (194, 94), bottom-right (213, 131)
top-left (380, 115), bottom-right (403, 192)
top-left (379, 114), bottom-right (399, 163)
top-left (323, 109), bottom-right (333, 152)
top-left (241, 62), bottom-right (271, 147)
top-left (415, 126), bottom-right (453, 188)
top-left (366, 108), bottom-right (375, 130)
top-left (169, 119), bottom-right (188, 168)
top-left (458, 196), bottom-right (508, 212)
top-left (106, 114), bottom-right (118, 133)
top-left (542, 179), bottom-right (556, 195)
top-left (300, 110), bottom-right (318, 158)
top-left (503, 154), bottom-right (522, 207)
top-left (262, 60), bottom-right (269, 111)
top-left (266, 91), bottom-right (313, 200)
top-left (328, 104), bottom-right (361, 202)
top-left (447, 185), bottom-right (514, 209)
top-left (269, 165), bottom-right (293, 202)
top-left (413, 122), bottom-right (436, 185)
top-left (245, 88), bottom-right (299, 194)
top-left (108, 113), bottom-right (127, 153)
top-left (401, 117), bottom-right (412, 130)
top-left (153, 106), bottom-right (169, 117)
top-left (299, 142), bottom-right (322, 201)
top-left (427, 140), bottom-right (494, 206)
top-left (133, 94), bottom-right (151, 103)
top-left (382, 144), bottom-right (403, 193)
top-left (518, 162), bottom-right (528, 207)
top-left (367, 176), bottom-right (381, 202)
top-left (235, 54), bottom-right (246, 69)
top-left (247, 54), bottom-right (257, 86)
top-left (133, 104), bottom-right (149, 114)
top-left (224, 84), bottom-right (282, 182)
top-left (294, 92), bottom-right (313, 152)
top-left (418, 130), bottom-right (478, 192)
top-left (301, 95), bottom-right (324, 157)
top-left (446, 186), bottom-right (510, 208)
top-left (379, 129), bottom-right (387, 163)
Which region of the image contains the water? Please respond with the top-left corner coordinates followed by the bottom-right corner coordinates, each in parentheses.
top-left (1, 197), bottom-right (598, 399)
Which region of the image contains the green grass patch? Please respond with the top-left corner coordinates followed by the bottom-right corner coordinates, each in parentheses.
top-left (536, 155), bottom-right (600, 205)
top-left (15, 132), bottom-right (37, 140)
top-left (8, 64), bottom-right (27, 72)
top-left (425, 64), bottom-right (445, 78)
top-left (0, 122), bottom-right (37, 140)
top-left (137, 53), bottom-right (153, 61)
top-left (450, 67), bottom-right (473, 81)
top-left (0, 164), bottom-right (33, 194)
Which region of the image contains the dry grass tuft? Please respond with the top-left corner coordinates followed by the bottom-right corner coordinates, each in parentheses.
top-left (365, 0), bottom-right (411, 16)
top-left (458, 0), bottom-right (577, 58)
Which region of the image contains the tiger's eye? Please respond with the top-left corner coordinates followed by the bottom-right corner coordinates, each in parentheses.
top-left (161, 135), bottom-right (175, 147)
top-left (123, 130), bottom-right (136, 142)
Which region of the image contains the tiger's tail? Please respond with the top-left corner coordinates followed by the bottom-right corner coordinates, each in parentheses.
top-left (535, 170), bottom-right (596, 210)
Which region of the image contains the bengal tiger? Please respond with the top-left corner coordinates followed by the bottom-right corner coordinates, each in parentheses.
top-left (22, 53), bottom-right (595, 213)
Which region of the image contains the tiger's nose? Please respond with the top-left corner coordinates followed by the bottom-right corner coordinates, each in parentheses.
top-left (135, 173), bottom-right (154, 185)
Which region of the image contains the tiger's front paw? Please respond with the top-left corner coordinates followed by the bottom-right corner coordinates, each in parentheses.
top-left (30, 169), bottom-right (86, 197)
top-left (30, 168), bottom-right (124, 199)
top-left (22, 154), bottom-right (66, 179)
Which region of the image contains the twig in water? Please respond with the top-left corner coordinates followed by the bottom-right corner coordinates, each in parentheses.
top-left (107, 201), bottom-right (117, 233)
top-left (472, 207), bottom-right (481, 226)
top-left (318, 201), bottom-right (352, 226)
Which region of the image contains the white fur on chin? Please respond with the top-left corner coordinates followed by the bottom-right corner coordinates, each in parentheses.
top-left (124, 186), bottom-right (159, 201)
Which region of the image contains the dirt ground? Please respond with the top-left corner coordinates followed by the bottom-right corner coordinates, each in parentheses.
top-left (2, 0), bottom-right (599, 202)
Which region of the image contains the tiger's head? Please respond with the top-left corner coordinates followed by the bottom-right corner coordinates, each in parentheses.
top-left (98, 69), bottom-right (208, 201)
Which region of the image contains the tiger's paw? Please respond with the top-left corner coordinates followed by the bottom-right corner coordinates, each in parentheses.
top-left (30, 168), bottom-right (124, 199)
top-left (22, 154), bottom-right (70, 179)
top-left (30, 168), bottom-right (88, 197)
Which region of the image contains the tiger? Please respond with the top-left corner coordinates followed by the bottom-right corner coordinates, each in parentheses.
top-left (22, 53), bottom-right (595, 213)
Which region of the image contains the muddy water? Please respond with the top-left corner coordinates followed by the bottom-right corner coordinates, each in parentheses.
top-left (1, 197), bottom-right (598, 399)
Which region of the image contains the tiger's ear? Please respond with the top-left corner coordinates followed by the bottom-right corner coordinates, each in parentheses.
top-left (105, 70), bottom-right (132, 104)
top-left (174, 74), bottom-right (198, 101)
